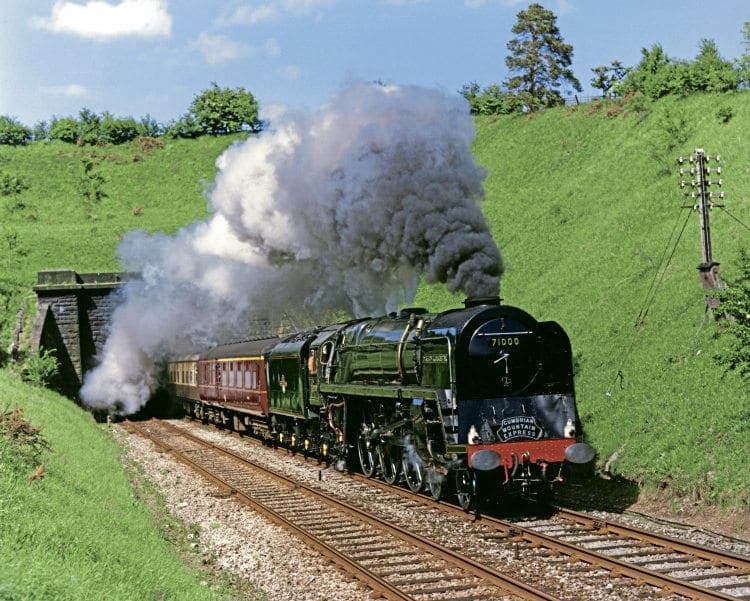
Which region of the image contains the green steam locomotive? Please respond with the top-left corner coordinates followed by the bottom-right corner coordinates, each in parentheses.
top-left (167, 296), bottom-right (594, 509)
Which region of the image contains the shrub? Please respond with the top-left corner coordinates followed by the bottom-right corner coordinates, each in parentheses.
top-left (460, 82), bottom-right (524, 116)
top-left (0, 116), bottom-right (32, 146)
top-left (0, 173), bottom-right (29, 196)
top-left (49, 117), bottom-right (80, 143)
top-left (23, 348), bottom-right (59, 387)
top-left (716, 105), bottom-right (734, 123)
top-left (0, 404), bottom-right (51, 475)
top-left (165, 114), bottom-right (202, 139)
top-left (714, 251), bottom-right (750, 380)
top-left (99, 114), bottom-right (140, 144)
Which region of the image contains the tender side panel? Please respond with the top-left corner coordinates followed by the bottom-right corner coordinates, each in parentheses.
top-left (267, 340), bottom-right (308, 418)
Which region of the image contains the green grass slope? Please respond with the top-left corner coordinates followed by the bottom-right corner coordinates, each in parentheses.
top-left (419, 93), bottom-right (750, 508)
top-left (0, 371), bottom-right (243, 600)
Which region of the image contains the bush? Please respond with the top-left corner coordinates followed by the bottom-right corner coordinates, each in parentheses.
top-left (49, 117), bottom-right (80, 143)
top-left (619, 41), bottom-right (740, 100)
top-left (165, 114), bottom-right (203, 139)
top-left (0, 116), bottom-right (32, 146)
top-left (0, 404), bottom-right (51, 474)
top-left (0, 173), bottom-right (29, 196)
top-left (460, 83), bottom-right (524, 116)
top-left (99, 114), bottom-right (140, 144)
top-left (23, 348), bottom-right (59, 387)
top-left (714, 251), bottom-right (750, 380)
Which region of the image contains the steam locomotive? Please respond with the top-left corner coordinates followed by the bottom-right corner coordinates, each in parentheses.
top-left (166, 297), bottom-right (594, 508)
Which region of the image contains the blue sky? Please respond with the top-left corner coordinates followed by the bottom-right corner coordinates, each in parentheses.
top-left (1, 0), bottom-right (748, 127)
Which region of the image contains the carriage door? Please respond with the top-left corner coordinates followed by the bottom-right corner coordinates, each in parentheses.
top-left (215, 362), bottom-right (223, 402)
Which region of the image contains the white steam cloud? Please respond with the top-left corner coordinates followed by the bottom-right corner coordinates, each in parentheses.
top-left (80, 82), bottom-right (503, 415)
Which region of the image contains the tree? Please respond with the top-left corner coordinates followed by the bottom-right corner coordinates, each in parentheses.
top-left (590, 61), bottom-right (628, 97)
top-left (690, 39), bottom-right (739, 93)
top-left (0, 116), bottom-right (32, 145)
top-left (618, 44), bottom-right (684, 99)
top-left (187, 83), bottom-right (262, 135)
top-left (504, 3), bottom-right (581, 111)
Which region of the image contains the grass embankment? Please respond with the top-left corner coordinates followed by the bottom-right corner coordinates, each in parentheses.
top-left (0, 371), bottom-right (254, 600)
top-left (418, 93), bottom-right (750, 514)
top-left (0, 135), bottom-right (250, 599)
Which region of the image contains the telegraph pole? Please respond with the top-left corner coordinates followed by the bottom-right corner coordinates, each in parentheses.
top-left (678, 149), bottom-right (725, 308)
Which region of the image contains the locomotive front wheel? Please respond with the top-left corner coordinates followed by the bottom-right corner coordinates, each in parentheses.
top-left (402, 455), bottom-right (425, 493)
top-left (357, 435), bottom-right (377, 478)
top-left (377, 444), bottom-right (400, 485)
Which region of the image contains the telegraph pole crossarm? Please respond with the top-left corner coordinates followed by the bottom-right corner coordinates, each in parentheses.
top-left (678, 148), bottom-right (726, 308)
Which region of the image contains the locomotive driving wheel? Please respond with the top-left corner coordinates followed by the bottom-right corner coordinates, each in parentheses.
top-left (426, 470), bottom-right (443, 501)
top-left (356, 433), bottom-right (377, 478)
top-left (377, 444), bottom-right (400, 485)
top-left (402, 454), bottom-right (425, 493)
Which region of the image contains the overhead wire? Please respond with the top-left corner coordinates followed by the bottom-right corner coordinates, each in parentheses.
top-left (717, 205), bottom-right (750, 231)
top-left (606, 207), bottom-right (693, 397)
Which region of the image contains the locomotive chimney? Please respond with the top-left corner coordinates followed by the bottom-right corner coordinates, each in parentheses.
top-left (463, 296), bottom-right (501, 308)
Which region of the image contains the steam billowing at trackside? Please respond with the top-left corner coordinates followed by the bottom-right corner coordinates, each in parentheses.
top-left (79, 82), bottom-right (503, 415)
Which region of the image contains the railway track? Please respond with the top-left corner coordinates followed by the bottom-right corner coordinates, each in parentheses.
top-left (123, 418), bottom-right (556, 601)
top-left (125, 418), bottom-right (750, 600)
top-left (514, 509), bottom-right (750, 600)
top-left (344, 467), bottom-right (750, 600)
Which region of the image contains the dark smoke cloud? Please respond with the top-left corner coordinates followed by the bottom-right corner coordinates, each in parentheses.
top-left (80, 82), bottom-right (503, 414)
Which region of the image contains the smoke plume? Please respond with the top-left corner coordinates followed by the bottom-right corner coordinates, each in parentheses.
top-left (80, 82), bottom-right (503, 414)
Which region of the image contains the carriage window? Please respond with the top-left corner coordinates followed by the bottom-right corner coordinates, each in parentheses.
top-left (244, 365), bottom-right (257, 389)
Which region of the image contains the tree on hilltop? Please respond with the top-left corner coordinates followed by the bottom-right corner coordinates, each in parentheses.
top-left (590, 61), bottom-right (628, 97)
top-left (187, 83), bottom-right (262, 135)
top-left (504, 3), bottom-right (581, 111)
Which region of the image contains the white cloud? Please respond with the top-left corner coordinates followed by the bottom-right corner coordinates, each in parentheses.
top-left (264, 38), bottom-right (281, 57)
top-left (216, 0), bottom-right (334, 27)
top-left (40, 83), bottom-right (90, 97)
top-left (192, 33), bottom-right (250, 64)
top-left (282, 65), bottom-right (302, 80)
top-left (32, 0), bottom-right (172, 41)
